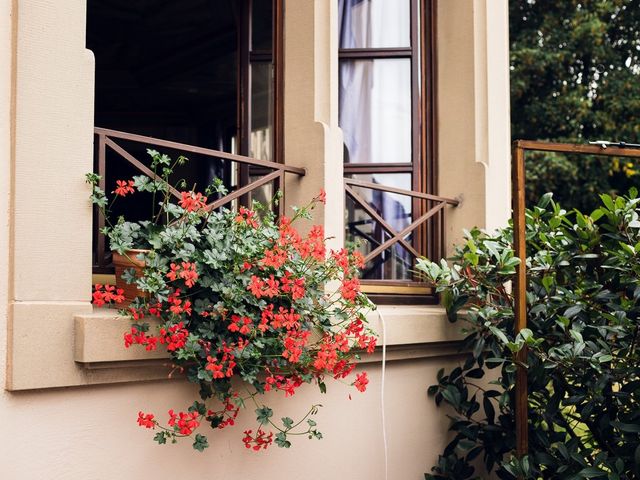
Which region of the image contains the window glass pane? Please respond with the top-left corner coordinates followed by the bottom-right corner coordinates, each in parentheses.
top-left (248, 174), bottom-right (274, 207)
top-left (338, 0), bottom-right (410, 49)
top-left (250, 62), bottom-right (274, 161)
top-left (345, 174), bottom-right (414, 280)
top-left (340, 59), bottom-right (412, 164)
top-left (252, 0), bottom-right (273, 52)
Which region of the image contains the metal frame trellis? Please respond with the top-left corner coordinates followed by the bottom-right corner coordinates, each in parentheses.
top-left (511, 139), bottom-right (640, 463)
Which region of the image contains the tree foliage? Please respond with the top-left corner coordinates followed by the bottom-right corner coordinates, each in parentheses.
top-left (511, 0), bottom-right (640, 211)
top-left (417, 191), bottom-right (640, 479)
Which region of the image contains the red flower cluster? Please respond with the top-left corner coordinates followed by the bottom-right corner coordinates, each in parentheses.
top-left (275, 218), bottom-right (325, 261)
top-left (281, 272), bottom-right (305, 300)
top-left (248, 275), bottom-right (280, 299)
top-left (235, 206), bottom-right (259, 228)
top-left (331, 248), bottom-right (365, 271)
top-left (242, 429), bottom-right (273, 451)
top-left (278, 216), bottom-right (301, 245)
top-left (297, 225), bottom-right (326, 261)
top-left (166, 262), bottom-right (199, 288)
top-left (227, 315), bottom-right (253, 335)
top-left (128, 302), bottom-right (163, 321)
top-left (124, 326), bottom-right (158, 351)
top-left (262, 247), bottom-right (287, 269)
top-left (179, 191), bottom-right (208, 212)
top-left (264, 373), bottom-right (304, 397)
top-left (124, 322), bottom-right (189, 352)
top-left (332, 359), bottom-right (356, 379)
top-left (114, 179), bottom-right (135, 196)
top-left (354, 372), bottom-right (369, 392)
top-left (205, 344), bottom-right (237, 379)
top-left (92, 283), bottom-right (125, 307)
top-left (168, 410), bottom-right (200, 435)
top-left (159, 322), bottom-right (189, 351)
top-left (352, 251), bottom-right (365, 269)
top-left (313, 336), bottom-right (341, 371)
top-left (315, 188), bottom-right (327, 204)
top-left (282, 330), bottom-right (312, 363)
top-left (167, 289), bottom-right (192, 316)
top-left (137, 411), bottom-right (155, 429)
top-left (207, 396), bottom-right (240, 430)
top-left (340, 277), bottom-right (361, 301)
top-left (262, 305), bottom-right (300, 331)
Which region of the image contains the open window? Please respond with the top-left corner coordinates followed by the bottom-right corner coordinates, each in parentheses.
top-left (87, 0), bottom-right (284, 274)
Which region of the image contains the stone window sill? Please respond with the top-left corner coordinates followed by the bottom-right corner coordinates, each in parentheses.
top-left (7, 304), bottom-right (463, 391)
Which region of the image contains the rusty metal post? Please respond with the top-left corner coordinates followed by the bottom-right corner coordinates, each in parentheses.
top-left (511, 141), bottom-right (529, 462)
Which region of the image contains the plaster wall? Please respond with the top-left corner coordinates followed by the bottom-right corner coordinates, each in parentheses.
top-left (438, 0), bottom-right (511, 250)
top-left (1, 354), bottom-right (463, 480)
top-left (0, 0), bottom-right (511, 479)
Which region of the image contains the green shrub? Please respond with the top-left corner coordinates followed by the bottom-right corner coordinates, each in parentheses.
top-left (416, 190), bottom-right (640, 479)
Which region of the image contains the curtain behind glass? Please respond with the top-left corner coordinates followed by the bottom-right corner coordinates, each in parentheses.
top-left (339, 0), bottom-right (413, 278)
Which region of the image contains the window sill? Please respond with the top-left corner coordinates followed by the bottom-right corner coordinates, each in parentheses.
top-left (74, 305), bottom-right (463, 366)
top-left (7, 304), bottom-right (463, 391)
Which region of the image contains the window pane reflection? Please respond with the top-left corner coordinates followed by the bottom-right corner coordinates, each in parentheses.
top-left (338, 0), bottom-right (410, 49)
top-left (250, 62), bottom-right (274, 161)
top-left (339, 59), bottom-right (412, 164)
top-left (345, 174), bottom-right (414, 280)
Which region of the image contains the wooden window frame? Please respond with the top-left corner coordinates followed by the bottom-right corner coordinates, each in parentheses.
top-left (340, 0), bottom-right (438, 300)
top-left (237, 0), bottom-right (285, 197)
top-left (237, 0), bottom-right (284, 164)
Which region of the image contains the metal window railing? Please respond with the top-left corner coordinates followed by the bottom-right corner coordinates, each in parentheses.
top-left (344, 177), bottom-right (459, 283)
top-left (92, 127), bottom-right (305, 273)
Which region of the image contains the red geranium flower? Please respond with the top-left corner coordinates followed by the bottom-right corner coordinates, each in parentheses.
top-left (354, 372), bottom-right (369, 392)
top-left (179, 191), bottom-right (208, 212)
top-left (114, 179), bottom-right (135, 196)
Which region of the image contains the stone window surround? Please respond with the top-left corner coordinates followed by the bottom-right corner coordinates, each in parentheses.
top-left (4, 0), bottom-right (510, 391)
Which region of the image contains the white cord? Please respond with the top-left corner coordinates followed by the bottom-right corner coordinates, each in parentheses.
top-left (379, 310), bottom-right (388, 480)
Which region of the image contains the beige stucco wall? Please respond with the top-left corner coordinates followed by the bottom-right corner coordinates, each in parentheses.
top-left (0, 0), bottom-right (510, 479)
top-left (439, 0), bottom-right (511, 249)
top-left (1, 353), bottom-right (464, 480)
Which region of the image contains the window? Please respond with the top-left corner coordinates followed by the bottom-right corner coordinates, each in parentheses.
top-left (339, 0), bottom-right (437, 291)
top-left (87, 0), bottom-right (283, 274)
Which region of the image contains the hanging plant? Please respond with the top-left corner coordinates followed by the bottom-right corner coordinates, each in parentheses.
top-left (86, 150), bottom-right (376, 452)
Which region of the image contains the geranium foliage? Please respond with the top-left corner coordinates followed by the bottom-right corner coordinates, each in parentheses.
top-left (417, 191), bottom-right (640, 479)
top-left (86, 151), bottom-right (375, 452)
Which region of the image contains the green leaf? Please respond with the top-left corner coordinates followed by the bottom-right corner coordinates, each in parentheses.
top-left (590, 208), bottom-right (605, 222)
top-left (600, 194), bottom-right (615, 211)
top-left (569, 329), bottom-right (584, 344)
top-left (282, 417), bottom-right (294, 429)
top-left (489, 327), bottom-right (509, 346)
top-left (192, 434), bottom-right (209, 452)
top-left (255, 406), bottom-right (273, 426)
top-left (576, 467), bottom-right (607, 478)
top-left (483, 396), bottom-right (495, 424)
top-left (275, 432), bottom-right (291, 448)
top-left (564, 305), bottom-right (582, 319)
top-left (463, 251), bottom-right (479, 266)
top-left (441, 386), bottom-right (462, 409)
top-left (611, 421), bottom-right (640, 433)
top-left (538, 192), bottom-right (553, 208)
